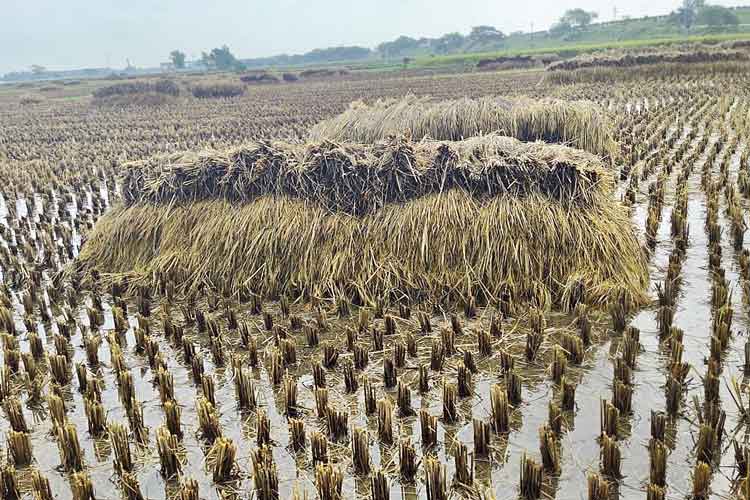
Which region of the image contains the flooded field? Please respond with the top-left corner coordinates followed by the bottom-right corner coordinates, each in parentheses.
top-left (2, 64), bottom-right (750, 500)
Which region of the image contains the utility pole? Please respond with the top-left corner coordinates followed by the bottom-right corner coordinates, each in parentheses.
top-left (613, 6), bottom-right (618, 22)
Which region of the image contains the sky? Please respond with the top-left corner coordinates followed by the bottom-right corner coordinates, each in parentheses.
top-left (1, 0), bottom-right (748, 74)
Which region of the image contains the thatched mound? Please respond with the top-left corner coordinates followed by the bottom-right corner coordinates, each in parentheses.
top-left (308, 95), bottom-right (617, 157)
top-left (77, 135), bottom-right (647, 308)
top-left (122, 135), bottom-right (609, 215)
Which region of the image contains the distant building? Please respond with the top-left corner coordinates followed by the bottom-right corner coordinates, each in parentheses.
top-left (160, 62), bottom-right (176, 72)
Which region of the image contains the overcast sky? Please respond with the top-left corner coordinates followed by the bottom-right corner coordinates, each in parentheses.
top-left (1, 0), bottom-right (747, 74)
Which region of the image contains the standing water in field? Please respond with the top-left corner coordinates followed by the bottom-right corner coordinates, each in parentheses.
top-left (2, 62), bottom-right (750, 500)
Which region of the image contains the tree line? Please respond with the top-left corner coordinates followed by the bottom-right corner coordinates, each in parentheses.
top-left (165, 1), bottom-right (744, 71)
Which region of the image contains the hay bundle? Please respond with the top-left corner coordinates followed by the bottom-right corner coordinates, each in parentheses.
top-left (547, 49), bottom-right (749, 72)
top-left (92, 80), bottom-right (180, 108)
top-left (122, 135), bottom-right (609, 213)
top-left (78, 136), bottom-right (647, 308)
top-left (309, 95), bottom-right (616, 157)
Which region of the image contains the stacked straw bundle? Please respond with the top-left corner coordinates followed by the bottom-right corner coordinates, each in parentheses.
top-left (77, 134), bottom-right (648, 308)
top-left (547, 49), bottom-right (749, 72)
top-left (308, 95), bottom-right (617, 158)
top-left (122, 135), bottom-right (605, 214)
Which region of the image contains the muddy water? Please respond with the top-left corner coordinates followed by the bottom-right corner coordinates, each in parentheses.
top-left (3, 100), bottom-right (750, 500)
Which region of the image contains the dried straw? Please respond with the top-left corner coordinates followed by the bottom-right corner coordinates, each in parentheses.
top-left (78, 138), bottom-right (647, 309)
top-left (310, 95), bottom-right (617, 157)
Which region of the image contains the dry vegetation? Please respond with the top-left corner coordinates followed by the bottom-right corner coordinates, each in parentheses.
top-left (547, 47), bottom-right (749, 72)
top-left (92, 80), bottom-right (181, 98)
top-left (89, 79), bottom-right (182, 107)
top-left (2, 57), bottom-right (750, 500)
top-left (309, 95), bottom-right (617, 157)
top-left (77, 133), bottom-right (647, 307)
top-left (191, 82), bottom-right (245, 99)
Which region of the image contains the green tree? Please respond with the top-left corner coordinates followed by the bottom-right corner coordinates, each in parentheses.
top-left (697, 5), bottom-right (739, 26)
top-left (201, 45), bottom-right (242, 70)
top-left (432, 33), bottom-right (464, 55)
top-left (376, 36), bottom-right (420, 58)
top-left (169, 50), bottom-right (186, 69)
top-left (560, 8), bottom-right (598, 28)
top-left (672, 0), bottom-right (705, 30)
top-left (549, 21), bottom-right (573, 37)
top-left (469, 25), bottom-right (506, 42)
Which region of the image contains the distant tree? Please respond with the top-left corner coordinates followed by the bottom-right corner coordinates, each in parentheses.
top-left (560, 8), bottom-right (599, 28)
top-left (402, 57), bottom-right (412, 69)
top-left (170, 50), bottom-right (186, 69)
top-left (304, 46), bottom-right (371, 62)
top-left (200, 52), bottom-right (211, 67)
top-left (30, 65), bottom-right (46, 74)
top-left (432, 33), bottom-right (465, 55)
top-left (697, 5), bottom-right (739, 26)
top-left (377, 36), bottom-right (420, 58)
top-left (671, 0), bottom-right (706, 30)
top-left (469, 25), bottom-right (506, 42)
top-left (549, 21), bottom-right (573, 37)
top-left (201, 45), bottom-right (242, 70)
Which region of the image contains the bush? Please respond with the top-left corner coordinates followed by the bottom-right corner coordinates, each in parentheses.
top-left (191, 83), bottom-right (245, 98)
top-left (282, 73), bottom-right (299, 82)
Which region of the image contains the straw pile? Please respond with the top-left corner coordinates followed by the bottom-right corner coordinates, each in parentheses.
top-left (547, 49), bottom-right (748, 72)
top-left (308, 95), bottom-right (617, 157)
top-left (77, 134), bottom-right (647, 308)
top-left (122, 135), bottom-right (606, 214)
top-left (91, 80), bottom-right (181, 107)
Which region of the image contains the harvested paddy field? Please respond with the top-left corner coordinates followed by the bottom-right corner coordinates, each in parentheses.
top-left (3, 61), bottom-right (750, 500)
